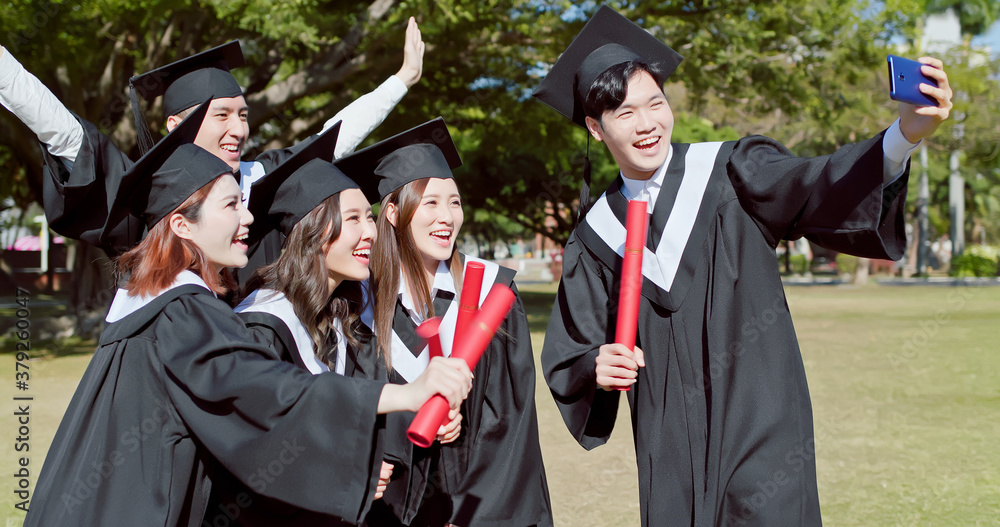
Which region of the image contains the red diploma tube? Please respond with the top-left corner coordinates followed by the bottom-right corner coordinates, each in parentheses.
top-left (614, 200), bottom-right (648, 391)
top-left (406, 396), bottom-right (450, 449)
top-left (416, 317), bottom-right (443, 358)
top-left (407, 284), bottom-right (516, 447)
top-left (455, 261), bottom-right (486, 345)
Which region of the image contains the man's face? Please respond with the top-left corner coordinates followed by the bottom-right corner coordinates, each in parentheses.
top-left (168, 96), bottom-right (249, 172)
top-left (585, 70), bottom-right (673, 181)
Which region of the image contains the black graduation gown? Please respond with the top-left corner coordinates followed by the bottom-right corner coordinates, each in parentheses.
top-left (541, 133), bottom-right (909, 527)
top-left (199, 293), bottom-right (388, 527)
top-left (371, 258), bottom-right (553, 527)
top-left (39, 115), bottom-right (306, 261)
top-left (24, 285), bottom-right (386, 527)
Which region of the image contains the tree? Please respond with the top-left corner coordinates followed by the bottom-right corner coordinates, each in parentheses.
top-left (921, 1), bottom-right (1000, 260)
top-left (0, 0), bottom-right (463, 328)
top-left (3, 0), bottom-right (997, 332)
top-left (442, 0), bottom-right (933, 245)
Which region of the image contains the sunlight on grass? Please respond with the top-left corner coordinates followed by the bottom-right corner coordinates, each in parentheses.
top-left (2, 284), bottom-right (997, 525)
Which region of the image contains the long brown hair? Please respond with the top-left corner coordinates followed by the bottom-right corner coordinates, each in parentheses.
top-left (371, 179), bottom-right (463, 364)
top-left (116, 175), bottom-right (235, 297)
top-left (244, 193), bottom-right (364, 368)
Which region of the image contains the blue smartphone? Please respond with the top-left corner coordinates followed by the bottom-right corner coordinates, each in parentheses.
top-left (887, 55), bottom-right (938, 107)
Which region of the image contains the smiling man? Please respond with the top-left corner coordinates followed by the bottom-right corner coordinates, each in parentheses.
top-left (0, 17), bottom-right (425, 262)
top-left (534, 6), bottom-right (953, 527)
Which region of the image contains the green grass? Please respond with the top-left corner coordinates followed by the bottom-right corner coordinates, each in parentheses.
top-left (3, 284), bottom-right (999, 525)
top-left (787, 285), bottom-right (1000, 526)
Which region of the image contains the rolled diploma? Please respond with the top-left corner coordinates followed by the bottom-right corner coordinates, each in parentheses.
top-left (407, 284), bottom-right (516, 447)
top-left (455, 261), bottom-right (486, 345)
top-left (614, 200), bottom-right (648, 391)
top-left (415, 317), bottom-right (443, 358)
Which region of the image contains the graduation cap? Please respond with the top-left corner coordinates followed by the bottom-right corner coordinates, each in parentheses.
top-left (531, 5), bottom-right (683, 222)
top-left (246, 121), bottom-right (361, 239)
top-left (111, 96), bottom-right (235, 239)
top-left (532, 5), bottom-right (683, 128)
top-left (334, 117), bottom-right (462, 203)
top-left (129, 41), bottom-right (246, 154)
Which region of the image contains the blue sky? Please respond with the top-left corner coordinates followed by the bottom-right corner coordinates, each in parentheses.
top-left (970, 19), bottom-right (1000, 57)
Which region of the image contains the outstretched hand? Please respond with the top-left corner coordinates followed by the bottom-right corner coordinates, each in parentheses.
top-left (377, 356), bottom-right (472, 414)
top-left (394, 16), bottom-right (425, 89)
top-left (898, 56), bottom-right (953, 144)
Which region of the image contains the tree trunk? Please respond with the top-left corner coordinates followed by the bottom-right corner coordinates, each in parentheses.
top-left (916, 144), bottom-right (930, 275)
top-left (852, 257), bottom-right (870, 285)
top-left (949, 150), bottom-right (965, 258)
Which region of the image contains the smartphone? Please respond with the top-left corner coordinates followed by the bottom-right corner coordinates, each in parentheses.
top-left (887, 55), bottom-right (939, 107)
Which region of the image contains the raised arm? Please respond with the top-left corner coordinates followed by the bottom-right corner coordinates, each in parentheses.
top-left (0, 46), bottom-right (84, 168)
top-left (324, 16), bottom-right (425, 157)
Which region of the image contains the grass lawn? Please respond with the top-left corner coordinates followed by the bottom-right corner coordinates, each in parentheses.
top-left (2, 284), bottom-right (998, 525)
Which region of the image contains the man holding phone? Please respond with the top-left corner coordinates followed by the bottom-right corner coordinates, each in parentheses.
top-left (535, 6), bottom-right (952, 527)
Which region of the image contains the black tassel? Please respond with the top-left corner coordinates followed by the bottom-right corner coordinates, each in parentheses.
top-left (129, 81), bottom-right (154, 156)
top-left (576, 136), bottom-right (592, 225)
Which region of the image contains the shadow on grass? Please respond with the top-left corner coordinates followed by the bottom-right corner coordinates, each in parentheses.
top-left (0, 335), bottom-right (97, 358)
top-left (1, 297), bottom-right (98, 358)
top-left (520, 289), bottom-right (557, 334)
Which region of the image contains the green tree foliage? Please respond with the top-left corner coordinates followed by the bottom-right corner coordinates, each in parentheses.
top-left (925, 0), bottom-right (1000, 42)
top-left (1, 0), bottom-right (998, 252)
top-left (914, 1), bottom-right (1000, 250)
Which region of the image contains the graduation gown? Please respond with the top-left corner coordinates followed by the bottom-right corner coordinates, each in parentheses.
top-left (196, 288), bottom-right (387, 526)
top-left (24, 277), bottom-right (386, 527)
top-left (370, 256), bottom-right (553, 527)
top-left (39, 114), bottom-right (306, 257)
top-left (541, 133), bottom-right (909, 527)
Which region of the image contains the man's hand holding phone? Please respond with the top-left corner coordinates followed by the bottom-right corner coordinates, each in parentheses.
top-left (889, 55), bottom-right (953, 143)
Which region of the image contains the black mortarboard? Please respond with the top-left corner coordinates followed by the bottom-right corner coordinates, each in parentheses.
top-left (333, 117), bottom-right (461, 203)
top-left (112, 97), bottom-right (235, 238)
top-left (129, 41), bottom-right (246, 154)
top-left (532, 5), bottom-right (684, 128)
top-left (531, 6), bottom-right (683, 223)
top-left (246, 122), bottom-right (360, 238)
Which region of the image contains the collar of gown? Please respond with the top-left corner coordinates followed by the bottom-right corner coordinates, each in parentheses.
top-left (106, 270), bottom-right (212, 323)
top-left (398, 259), bottom-right (454, 322)
top-left (618, 144), bottom-right (672, 209)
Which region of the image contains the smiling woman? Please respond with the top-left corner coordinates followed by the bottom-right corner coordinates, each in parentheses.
top-left (379, 175), bottom-right (466, 319)
top-left (215, 123), bottom-right (478, 524)
top-left (334, 118), bottom-right (553, 527)
top-left (22, 103), bottom-right (473, 527)
top-left (236, 124), bottom-right (378, 376)
top-left (115, 174), bottom-right (240, 297)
